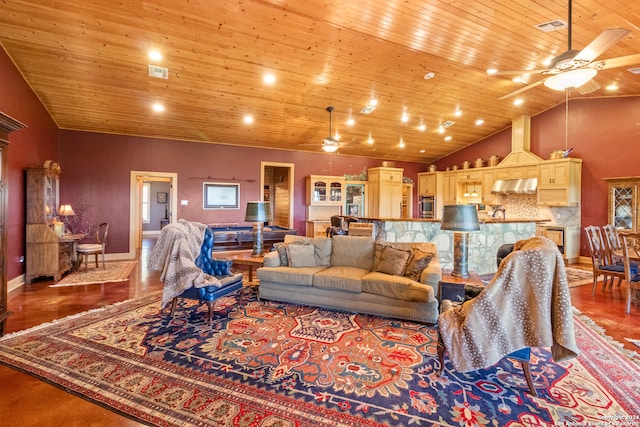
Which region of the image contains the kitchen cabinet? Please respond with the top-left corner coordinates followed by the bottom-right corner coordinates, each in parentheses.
top-left (402, 183), bottom-right (413, 218)
top-left (604, 177), bottom-right (640, 232)
top-left (481, 169), bottom-right (501, 206)
top-left (306, 220), bottom-right (331, 238)
top-left (495, 165), bottom-right (538, 180)
top-left (345, 181), bottom-right (367, 217)
top-left (536, 224), bottom-right (580, 264)
top-left (537, 158), bottom-right (582, 206)
top-left (456, 169), bottom-right (482, 182)
top-left (367, 167), bottom-right (403, 218)
top-left (417, 172), bottom-right (438, 195)
top-left (442, 171), bottom-right (457, 205)
top-left (1, 112), bottom-right (25, 336)
top-left (306, 175), bottom-right (345, 206)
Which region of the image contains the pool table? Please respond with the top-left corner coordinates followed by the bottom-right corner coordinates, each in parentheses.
top-left (208, 225), bottom-right (297, 251)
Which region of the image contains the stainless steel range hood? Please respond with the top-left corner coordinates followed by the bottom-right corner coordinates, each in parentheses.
top-left (491, 177), bottom-right (538, 194)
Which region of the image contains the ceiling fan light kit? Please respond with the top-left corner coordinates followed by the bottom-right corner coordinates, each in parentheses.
top-left (322, 106), bottom-right (340, 152)
top-left (544, 68), bottom-right (598, 91)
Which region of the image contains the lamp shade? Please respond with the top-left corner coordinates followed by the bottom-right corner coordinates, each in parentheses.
top-left (543, 68), bottom-right (597, 91)
top-left (245, 201), bottom-right (271, 222)
top-left (58, 204), bottom-right (76, 216)
top-left (441, 205), bottom-right (480, 232)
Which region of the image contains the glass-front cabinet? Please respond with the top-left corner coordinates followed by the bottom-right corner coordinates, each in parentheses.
top-left (345, 181), bottom-right (366, 216)
top-left (604, 177), bottom-right (640, 232)
top-left (306, 175), bottom-right (345, 206)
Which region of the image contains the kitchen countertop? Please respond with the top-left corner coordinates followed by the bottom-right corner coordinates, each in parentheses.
top-left (350, 216), bottom-right (550, 224)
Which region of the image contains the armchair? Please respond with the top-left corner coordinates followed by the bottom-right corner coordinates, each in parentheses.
top-left (437, 236), bottom-right (579, 396)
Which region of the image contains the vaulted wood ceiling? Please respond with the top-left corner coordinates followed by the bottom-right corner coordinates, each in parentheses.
top-left (1, 0), bottom-right (639, 163)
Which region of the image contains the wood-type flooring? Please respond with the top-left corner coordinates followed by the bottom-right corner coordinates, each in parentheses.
top-left (0, 239), bottom-right (638, 426)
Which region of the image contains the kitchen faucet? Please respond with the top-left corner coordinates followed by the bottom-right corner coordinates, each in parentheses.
top-left (492, 208), bottom-right (506, 220)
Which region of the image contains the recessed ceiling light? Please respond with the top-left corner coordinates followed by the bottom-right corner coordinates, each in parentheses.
top-left (263, 73), bottom-right (276, 84)
top-left (399, 137), bottom-right (405, 148)
top-left (475, 119), bottom-right (484, 126)
top-left (438, 126), bottom-right (445, 134)
top-left (444, 135), bottom-right (452, 141)
top-left (424, 71), bottom-right (435, 80)
top-left (606, 83), bottom-right (619, 91)
top-left (347, 117), bottom-right (355, 126)
top-left (419, 149), bottom-right (426, 153)
top-left (243, 115), bottom-right (254, 124)
top-left (512, 76), bottom-right (523, 84)
top-left (418, 123), bottom-right (426, 131)
top-left (148, 50), bottom-right (162, 61)
top-left (152, 102), bottom-right (164, 112)
top-left (401, 111), bottom-right (410, 123)
top-left (486, 68), bottom-right (497, 75)
top-left (367, 133), bottom-right (374, 144)
top-left (514, 98), bottom-right (524, 106)
top-left (454, 109), bottom-right (462, 117)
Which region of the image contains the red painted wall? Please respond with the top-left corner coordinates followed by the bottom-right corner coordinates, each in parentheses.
top-left (0, 47), bottom-right (60, 281)
top-left (59, 131), bottom-right (425, 254)
top-left (435, 96), bottom-right (640, 257)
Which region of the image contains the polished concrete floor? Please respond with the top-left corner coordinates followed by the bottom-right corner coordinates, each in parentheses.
top-left (0, 239), bottom-right (638, 425)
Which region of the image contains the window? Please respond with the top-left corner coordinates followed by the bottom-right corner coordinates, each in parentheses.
top-left (142, 182), bottom-right (150, 223)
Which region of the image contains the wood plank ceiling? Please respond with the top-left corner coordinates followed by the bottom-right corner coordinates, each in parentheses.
top-left (1, 0), bottom-right (639, 163)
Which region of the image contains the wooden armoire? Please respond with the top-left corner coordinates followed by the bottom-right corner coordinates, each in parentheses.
top-left (0, 112), bottom-right (26, 336)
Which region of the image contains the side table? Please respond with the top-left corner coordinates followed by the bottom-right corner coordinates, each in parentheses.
top-left (438, 270), bottom-right (484, 303)
top-left (215, 250), bottom-right (265, 283)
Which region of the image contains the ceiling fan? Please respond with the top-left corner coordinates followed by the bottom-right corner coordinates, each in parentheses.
top-left (494, 0), bottom-right (640, 100)
top-left (321, 106), bottom-right (340, 153)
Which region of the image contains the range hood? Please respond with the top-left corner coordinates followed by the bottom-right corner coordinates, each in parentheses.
top-left (490, 115), bottom-right (541, 194)
top-left (491, 177), bottom-right (537, 194)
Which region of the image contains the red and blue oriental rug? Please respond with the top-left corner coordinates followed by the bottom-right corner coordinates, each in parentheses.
top-left (0, 289), bottom-right (638, 426)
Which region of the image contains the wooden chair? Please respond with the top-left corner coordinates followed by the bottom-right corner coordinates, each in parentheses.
top-left (620, 232), bottom-right (640, 313)
top-left (584, 225), bottom-right (625, 294)
top-left (602, 224), bottom-right (622, 262)
top-left (76, 222), bottom-right (109, 271)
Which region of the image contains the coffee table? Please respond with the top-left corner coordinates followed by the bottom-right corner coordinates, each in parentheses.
top-left (215, 250), bottom-right (266, 282)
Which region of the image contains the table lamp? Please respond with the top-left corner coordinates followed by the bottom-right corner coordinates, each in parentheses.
top-left (441, 204), bottom-right (480, 278)
top-left (57, 204), bottom-right (76, 235)
top-left (245, 201), bottom-right (272, 257)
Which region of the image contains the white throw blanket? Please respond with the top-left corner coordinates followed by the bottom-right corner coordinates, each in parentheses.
top-left (439, 236), bottom-right (579, 372)
top-left (148, 219), bottom-right (222, 307)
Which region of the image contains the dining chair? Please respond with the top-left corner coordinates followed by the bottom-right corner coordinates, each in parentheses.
top-left (584, 225), bottom-right (626, 294)
top-left (620, 232), bottom-right (640, 313)
top-left (76, 222), bottom-right (109, 271)
top-left (602, 224), bottom-right (622, 261)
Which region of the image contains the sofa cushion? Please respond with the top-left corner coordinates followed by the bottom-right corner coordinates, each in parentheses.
top-left (313, 266), bottom-right (368, 292)
top-left (375, 246), bottom-right (411, 276)
top-left (284, 235), bottom-right (332, 266)
top-left (404, 249), bottom-right (435, 281)
top-left (287, 244), bottom-right (316, 267)
top-left (256, 266), bottom-right (327, 286)
top-left (330, 236), bottom-right (375, 270)
top-left (362, 272), bottom-right (433, 302)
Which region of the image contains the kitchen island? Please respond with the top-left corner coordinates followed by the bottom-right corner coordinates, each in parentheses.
top-left (352, 217), bottom-right (545, 276)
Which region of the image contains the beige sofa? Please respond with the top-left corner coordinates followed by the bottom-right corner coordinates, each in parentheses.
top-left (256, 235), bottom-right (441, 323)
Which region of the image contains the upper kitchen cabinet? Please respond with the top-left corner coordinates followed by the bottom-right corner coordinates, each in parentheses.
top-left (306, 175), bottom-right (345, 206)
top-left (417, 172), bottom-right (438, 196)
top-left (537, 158), bottom-right (582, 206)
top-left (442, 171), bottom-right (457, 205)
top-left (367, 167), bottom-right (403, 218)
top-left (456, 169), bottom-right (482, 182)
top-left (604, 177), bottom-right (640, 232)
top-left (482, 169), bottom-right (501, 206)
top-left (495, 165), bottom-right (538, 180)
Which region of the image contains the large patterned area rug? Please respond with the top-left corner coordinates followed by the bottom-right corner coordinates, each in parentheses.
top-left (49, 261), bottom-right (137, 287)
top-left (1, 289), bottom-right (638, 426)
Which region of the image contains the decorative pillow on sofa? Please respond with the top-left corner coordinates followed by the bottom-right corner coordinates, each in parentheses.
top-left (374, 246), bottom-right (412, 276)
top-left (404, 249), bottom-right (434, 281)
top-left (287, 244), bottom-right (317, 267)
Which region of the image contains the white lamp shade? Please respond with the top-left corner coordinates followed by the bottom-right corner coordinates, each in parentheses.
top-left (544, 68), bottom-right (598, 91)
top-left (58, 204), bottom-right (76, 216)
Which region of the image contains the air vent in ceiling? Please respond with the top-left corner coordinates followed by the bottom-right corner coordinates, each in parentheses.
top-left (534, 19), bottom-right (568, 32)
top-left (148, 65), bottom-right (168, 79)
top-left (360, 105), bottom-right (376, 115)
top-left (628, 67), bottom-right (640, 74)
top-left (441, 120), bottom-right (455, 128)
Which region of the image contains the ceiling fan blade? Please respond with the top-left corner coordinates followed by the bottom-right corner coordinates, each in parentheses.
top-left (498, 79), bottom-right (546, 100)
top-left (491, 69), bottom-right (549, 76)
top-left (590, 53), bottom-right (640, 70)
top-left (572, 28), bottom-right (631, 63)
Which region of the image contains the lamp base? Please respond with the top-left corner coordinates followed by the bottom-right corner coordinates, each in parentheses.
top-left (251, 222), bottom-right (264, 257)
top-left (451, 231), bottom-right (470, 278)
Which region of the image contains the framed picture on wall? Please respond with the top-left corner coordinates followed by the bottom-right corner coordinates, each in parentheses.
top-left (157, 192), bottom-right (168, 204)
top-left (203, 182), bottom-right (240, 209)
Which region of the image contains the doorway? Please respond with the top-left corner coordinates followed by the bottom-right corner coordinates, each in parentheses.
top-left (261, 162), bottom-right (294, 228)
top-left (128, 171), bottom-right (178, 259)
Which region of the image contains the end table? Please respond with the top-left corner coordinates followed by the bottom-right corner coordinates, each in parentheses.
top-left (438, 270), bottom-right (484, 303)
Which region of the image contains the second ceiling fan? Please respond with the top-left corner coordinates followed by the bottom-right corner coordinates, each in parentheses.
top-left (494, 0), bottom-right (640, 100)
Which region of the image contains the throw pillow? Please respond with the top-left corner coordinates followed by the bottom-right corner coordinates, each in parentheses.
top-left (404, 249), bottom-right (434, 282)
top-left (287, 243), bottom-right (317, 267)
top-left (374, 246), bottom-right (412, 276)
top-left (273, 242), bottom-right (289, 266)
